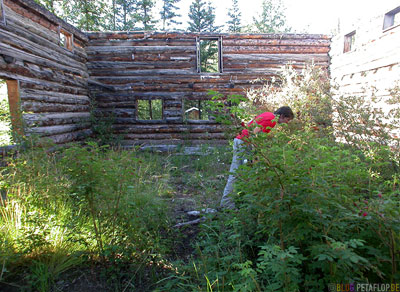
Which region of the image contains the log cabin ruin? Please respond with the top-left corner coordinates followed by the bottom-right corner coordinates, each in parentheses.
top-left (1, 0), bottom-right (398, 149)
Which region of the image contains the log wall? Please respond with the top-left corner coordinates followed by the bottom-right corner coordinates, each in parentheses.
top-left (330, 5), bottom-right (400, 99)
top-left (0, 0), bottom-right (90, 145)
top-left (87, 32), bottom-right (330, 146)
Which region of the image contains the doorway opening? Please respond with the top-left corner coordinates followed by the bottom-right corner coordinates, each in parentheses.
top-left (0, 79), bottom-right (22, 146)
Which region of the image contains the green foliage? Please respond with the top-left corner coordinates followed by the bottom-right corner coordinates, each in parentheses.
top-left (199, 39), bottom-right (219, 73)
top-left (245, 0), bottom-right (291, 33)
top-left (187, 0), bottom-right (221, 32)
top-left (0, 143), bottom-right (173, 289)
top-left (158, 65), bottom-right (400, 291)
top-left (136, 0), bottom-right (157, 30)
top-left (0, 81), bottom-right (12, 146)
top-left (160, 0), bottom-right (182, 30)
top-left (114, 0), bottom-right (139, 31)
top-left (62, 0), bottom-right (109, 31)
top-left (226, 0), bottom-right (242, 33)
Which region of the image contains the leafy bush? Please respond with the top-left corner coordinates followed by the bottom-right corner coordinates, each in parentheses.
top-left (161, 65), bottom-right (400, 291)
top-left (0, 143), bottom-right (173, 290)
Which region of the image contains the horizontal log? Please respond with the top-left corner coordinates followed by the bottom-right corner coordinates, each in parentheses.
top-left (24, 112), bottom-right (91, 127)
top-left (87, 39), bottom-right (196, 47)
top-left (0, 63), bottom-right (88, 90)
top-left (93, 91), bottom-right (186, 100)
top-left (88, 61), bottom-right (195, 71)
top-left (0, 41), bottom-right (88, 78)
top-left (5, 0), bottom-right (87, 42)
top-left (3, 5), bottom-right (58, 43)
top-left (223, 53), bottom-right (329, 62)
top-left (27, 123), bottom-right (91, 136)
top-left (87, 53), bottom-right (195, 62)
top-left (223, 46), bottom-right (330, 54)
top-left (20, 80), bottom-right (88, 96)
top-left (113, 124), bottom-right (226, 134)
top-left (22, 101), bottom-right (90, 113)
top-left (86, 45), bottom-right (195, 54)
top-left (20, 88), bottom-right (90, 105)
top-left (86, 31), bottom-right (329, 41)
top-left (120, 139), bottom-right (228, 147)
top-left (43, 129), bottom-right (92, 144)
top-left (123, 132), bottom-right (226, 140)
top-left (1, 9), bottom-right (87, 61)
top-left (223, 38), bottom-right (331, 47)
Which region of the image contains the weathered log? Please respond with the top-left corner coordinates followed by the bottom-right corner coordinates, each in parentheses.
top-left (4, 0), bottom-right (87, 42)
top-left (22, 101), bottom-right (90, 113)
top-left (0, 41), bottom-right (88, 77)
top-left (20, 88), bottom-right (90, 105)
top-left (43, 129), bottom-right (92, 144)
top-left (27, 123), bottom-right (91, 136)
top-left (123, 132), bottom-right (226, 140)
top-left (1, 8), bottom-right (87, 61)
top-left (24, 112), bottom-right (91, 127)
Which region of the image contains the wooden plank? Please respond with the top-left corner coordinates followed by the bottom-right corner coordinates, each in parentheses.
top-left (6, 80), bottom-right (23, 135)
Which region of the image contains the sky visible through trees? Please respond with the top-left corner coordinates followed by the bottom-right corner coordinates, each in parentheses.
top-left (33, 0), bottom-right (292, 33)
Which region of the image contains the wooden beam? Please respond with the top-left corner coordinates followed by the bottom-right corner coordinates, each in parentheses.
top-left (6, 80), bottom-right (23, 136)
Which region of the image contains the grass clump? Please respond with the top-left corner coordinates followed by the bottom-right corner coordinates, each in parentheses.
top-left (0, 143), bottom-right (174, 291)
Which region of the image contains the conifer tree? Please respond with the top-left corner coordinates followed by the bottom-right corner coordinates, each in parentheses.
top-left (248, 0), bottom-right (291, 33)
top-left (62, 0), bottom-right (108, 31)
top-left (188, 0), bottom-right (221, 73)
top-left (227, 0), bottom-right (242, 32)
top-left (136, 0), bottom-right (157, 30)
top-left (187, 0), bottom-right (220, 32)
top-left (115, 0), bottom-right (138, 31)
top-left (160, 0), bottom-right (182, 31)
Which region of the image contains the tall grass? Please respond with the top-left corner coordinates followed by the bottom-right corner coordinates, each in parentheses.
top-left (0, 143), bottom-right (178, 290)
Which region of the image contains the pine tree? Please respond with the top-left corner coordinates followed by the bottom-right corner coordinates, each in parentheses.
top-left (160, 0), bottom-right (182, 31)
top-left (187, 0), bottom-right (220, 33)
top-left (62, 0), bottom-right (108, 31)
top-left (115, 0), bottom-right (138, 31)
top-left (187, 0), bottom-right (221, 73)
top-left (135, 0), bottom-right (157, 30)
top-left (227, 0), bottom-right (242, 33)
top-left (248, 0), bottom-right (291, 33)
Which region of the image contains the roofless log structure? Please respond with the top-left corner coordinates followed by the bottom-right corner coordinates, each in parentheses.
top-left (0, 0), bottom-right (91, 144)
top-left (1, 0), bottom-right (331, 147)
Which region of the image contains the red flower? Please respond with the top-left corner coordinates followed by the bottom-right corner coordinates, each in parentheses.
top-left (362, 212), bottom-right (368, 217)
top-left (378, 193), bottom-right (383, 198)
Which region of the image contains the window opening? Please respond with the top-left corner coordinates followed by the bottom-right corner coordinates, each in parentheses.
top-left (0, 79), bottom-right (22, 145)
top-left (137, 99), bottom-right (163, 120)
top-left (59, 28), bottom-right (73, 51)
top-left (343, 31), bottom-right (356, 53)
top-left (0, 0), bottom-right (6, 25)
top-left (196, 37), bottom-right (222, 73)
top-left (383, 6), bottom-right (400, 30)
top-left (184, 99), bottom-right (210, 121)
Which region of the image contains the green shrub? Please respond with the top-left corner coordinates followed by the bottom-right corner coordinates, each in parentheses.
top-left (162, 65), bottom-right (400, 291)
top-left (0, 143), bottom-right (173, 289)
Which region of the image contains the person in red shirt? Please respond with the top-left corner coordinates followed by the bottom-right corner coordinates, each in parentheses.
top-left (220, 106), bottom-right (294, 209)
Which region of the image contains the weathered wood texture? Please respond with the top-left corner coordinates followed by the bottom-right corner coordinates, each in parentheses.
top-left (87, 32), bottom-right (330, 145)
top-left (0, 0), bottom-right (90, 144)
top-left (330, 5), bottom-right (400, 139)
top-left (330, 7), bottom-right (400, 99)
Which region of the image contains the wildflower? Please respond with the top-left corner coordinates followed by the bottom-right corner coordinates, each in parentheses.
top-left (377, 193), bottom-right (382, 198)
top-left (362, 212), bottom-right (368, 217)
